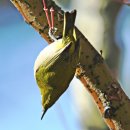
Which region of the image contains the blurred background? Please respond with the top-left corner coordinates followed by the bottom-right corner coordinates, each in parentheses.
top-left (0, 0), bottom-right (130, 130)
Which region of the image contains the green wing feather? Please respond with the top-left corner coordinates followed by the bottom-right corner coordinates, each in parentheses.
top-left (44, 42), bottom-right (72, 68)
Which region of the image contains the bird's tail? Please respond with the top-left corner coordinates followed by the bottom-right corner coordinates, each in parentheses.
top-left (63, 10), bottom-right (77, 40)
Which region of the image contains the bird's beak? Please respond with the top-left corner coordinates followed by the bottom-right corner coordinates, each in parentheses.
top-left (41, 109), bottom-right (47, 120)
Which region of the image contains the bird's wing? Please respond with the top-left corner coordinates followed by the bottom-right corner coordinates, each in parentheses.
top-left (45, 41), bottom-right (72, 68)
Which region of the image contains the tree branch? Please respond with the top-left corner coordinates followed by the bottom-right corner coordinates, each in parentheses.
top-left (10, 0), bottom-right (130, 129)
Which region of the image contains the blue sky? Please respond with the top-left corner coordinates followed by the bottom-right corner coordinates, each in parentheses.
top-left (115, 5), bottom-right (130, 95)
top-left (0, 5), bottom-right (81, 130)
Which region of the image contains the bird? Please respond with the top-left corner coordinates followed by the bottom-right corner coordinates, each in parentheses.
top-left (34, 10), bottom-right (80, 120)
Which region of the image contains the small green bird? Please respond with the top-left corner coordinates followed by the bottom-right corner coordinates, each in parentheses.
top-left (34, 10), bottom-right (80, 119)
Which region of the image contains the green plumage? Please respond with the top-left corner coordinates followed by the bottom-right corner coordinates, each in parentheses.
top-left (34, 10), bottom-right (80, 119)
